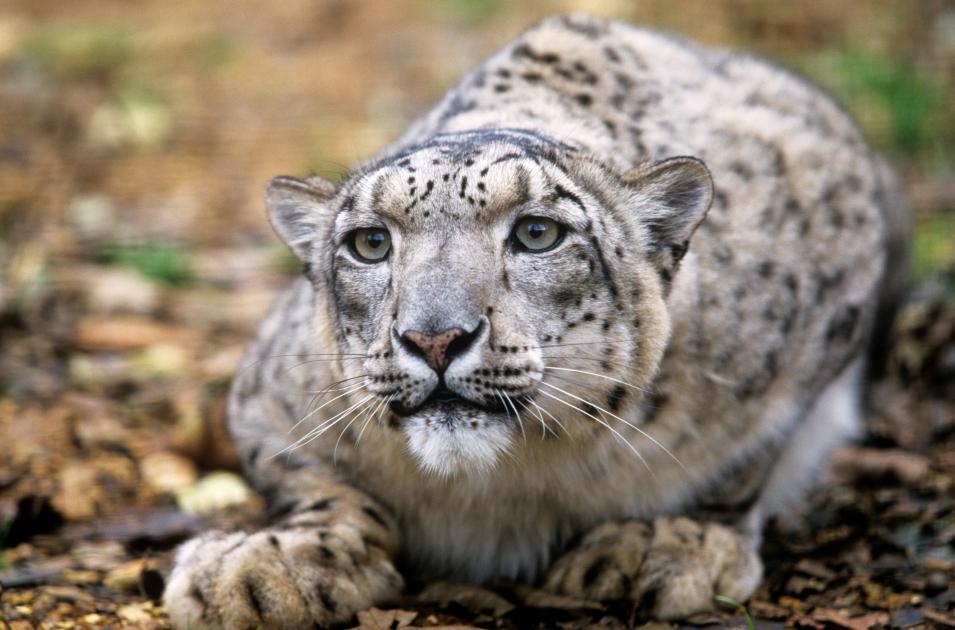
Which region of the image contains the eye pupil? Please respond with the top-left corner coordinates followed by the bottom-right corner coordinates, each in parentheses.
top-left (513, 216), bottom-right (562, 252)
top-left (351, 228), bottom-right (391, 262)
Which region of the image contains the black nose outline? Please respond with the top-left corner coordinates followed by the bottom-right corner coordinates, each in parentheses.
top-left (397, 320), bottom-right (484, 373)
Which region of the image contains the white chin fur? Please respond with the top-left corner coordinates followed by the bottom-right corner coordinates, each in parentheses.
top-left (404, 418), bottom-right (512, 478)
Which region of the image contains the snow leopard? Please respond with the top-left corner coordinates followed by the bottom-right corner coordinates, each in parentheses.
top-left (163, 13), bottom-right (907, 628)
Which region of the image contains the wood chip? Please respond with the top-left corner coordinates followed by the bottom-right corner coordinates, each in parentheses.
top-left (811, 608), bottom-right (889, 630)
top-left (72, 315), bottom-right (196, 352)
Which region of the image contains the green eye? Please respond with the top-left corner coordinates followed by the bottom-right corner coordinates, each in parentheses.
top-left (350, 228), bottom-right (391, 262)
top-left (513, 216), bottom-right (563, 252)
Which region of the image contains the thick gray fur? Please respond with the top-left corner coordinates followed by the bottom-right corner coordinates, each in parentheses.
top-left (163, 14), bottom-right (906, 627)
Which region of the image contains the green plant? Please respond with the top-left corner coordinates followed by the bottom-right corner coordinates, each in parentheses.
top-left (99, 242), bottom-right (195, 287)
top-left (427, 0), bottom-right (506, 23)
top-left (913, 211), bottom-right (955, 281)
top-left (798, 48), bottom-right (951, 163)
top-left (21, 21), bottom-right (133, 78)
top-left (715, 595), bottom-right (756, 630)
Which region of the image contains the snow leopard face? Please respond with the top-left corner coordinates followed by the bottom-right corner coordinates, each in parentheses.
top-left (267, 129), bottom-right (712, 476)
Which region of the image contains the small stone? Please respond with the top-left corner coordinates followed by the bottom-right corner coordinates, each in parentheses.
top-left (103, 559), bottom-right (146, 592)
top-left (141, 451), bottom-right (198, 494)
top-left (175, 471), bottom-right (251, 515)
top-left (68, 195), bottom-right (116, 240)
top-left (128, 343), bottom-right (190, 380)
top-left (117, 602), bottom-right (154, 623)
top-left (926, 570), bottom-right (951, 593)
top-left (80, 266), bottom-right (160, 314)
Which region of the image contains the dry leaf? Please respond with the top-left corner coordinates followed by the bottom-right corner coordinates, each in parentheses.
top-left (417, 581), bottom-right (515, 617)
top-left (811, 608), bottom-right (890, 630)
top-left (353, 607), bottom-right (417, 629)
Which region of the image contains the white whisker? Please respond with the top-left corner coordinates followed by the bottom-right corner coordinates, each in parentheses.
top-left (543, 366), bottom-right (649, 393)
top-left (355, 395), bottom-right (391, 448)
top-left (518, 398), bottom-right (554, 439)
top-left (529, 398), bottom-right (567, 436)
top-left (275, 394), bottom-right (374, 457)
top-left (289, 382), bottom-right (367, 433)
top-left (502, 391), bottom-right (527, 445)
top-left (334, 399), bottom-right (373, 463)
top-left (540, 354), bottom-right (634, 369)
top-left (538, 381), bottom-right (687, 475)
top-left (537, 389), bottom-right (656, 480)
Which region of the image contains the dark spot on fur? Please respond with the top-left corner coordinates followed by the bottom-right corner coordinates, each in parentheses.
top-left (826, 305), bottom-right (860, 343)
top-left (713, 189), bottom-right (728, 210)
top-left (270, 499), bottom-right (298, 520)
top-left (316, 585), bottom-right (337, 613)
top-left (306, 498), bottom-right (335, 511)
top-left (512, 44), bottom-right (560, 65)
top-left (814, 269), bottom-right (845, 303)
top-left (582, 555), bottom-right (612, 588)
top-left (362, 505), bottom-right (388, 528)
top-left (730, 160), bottom-right (753, 179)
top-left (244, 577), bottom-right (266, 618)
top-left (830, 208), bottom-right (845, 229)
top-left (607, 385), bottom-right (627, 412)
top-left (575, 93), bottom-right (593, 107)
top-left (642, 390), bottom-right (667, 424)
top-left (247, 444), bottom-right (261, 464)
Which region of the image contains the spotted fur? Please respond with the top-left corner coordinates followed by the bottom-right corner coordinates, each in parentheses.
top-left (164, 14), bottom-right (905, 627)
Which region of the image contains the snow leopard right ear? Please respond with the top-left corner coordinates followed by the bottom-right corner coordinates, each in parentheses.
top-left (621, 156), bottom-right (713, 274)
top-left (265, 175), bottom-right (337, 261)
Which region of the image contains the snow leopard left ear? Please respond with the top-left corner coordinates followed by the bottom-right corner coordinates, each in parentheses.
top-left (622, 156), bottom-right (713, 274)
top-left (265, 175), bottom-right (337, 261)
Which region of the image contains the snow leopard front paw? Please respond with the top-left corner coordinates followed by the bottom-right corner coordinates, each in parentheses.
top-left (163, 523), bottom-right (404, 629)
top-left (544, 517), bottom-right (762, 620)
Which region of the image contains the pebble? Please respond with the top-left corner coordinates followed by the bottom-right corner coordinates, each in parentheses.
top-left (141, 451), bottom-right (198, 494)
top-left (175, 471), bottom-right (251, 515)
top-left (926, 570), bottom-right (950, 593)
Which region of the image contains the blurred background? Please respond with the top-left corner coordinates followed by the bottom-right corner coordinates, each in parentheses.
top-left (0, 1), bottom-right (954, 627)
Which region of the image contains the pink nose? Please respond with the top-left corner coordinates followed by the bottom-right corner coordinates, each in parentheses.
top-left (401, 328), bottom-right (466, 372)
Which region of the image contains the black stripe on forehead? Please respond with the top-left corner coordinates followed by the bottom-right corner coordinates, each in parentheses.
top-left (356, 128), bottom-right (577, 178)
top-left (537, 165), bottom-right (623, 306)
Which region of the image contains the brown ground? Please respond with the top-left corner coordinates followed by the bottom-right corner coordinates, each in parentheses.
top-left (1, 1), bottom-right (954, 628)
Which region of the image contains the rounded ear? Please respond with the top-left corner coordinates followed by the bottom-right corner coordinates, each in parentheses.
top-left (265, 175), bottom-right (336, 261)
top-left (621, 156), bottom-right (714, 272)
